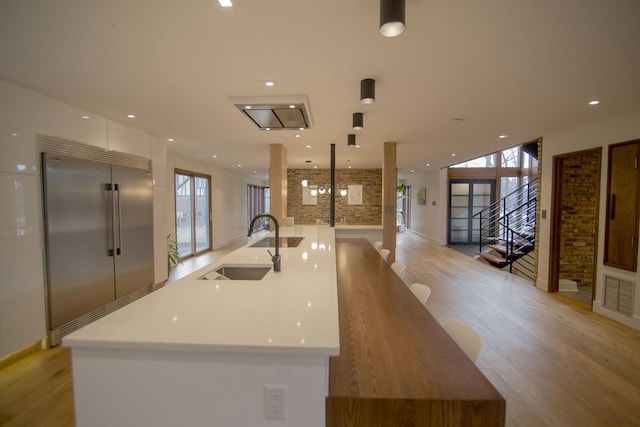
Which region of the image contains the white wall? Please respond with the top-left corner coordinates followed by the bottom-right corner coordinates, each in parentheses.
top-left (536, 109), bottom-right (640, 329)
top-left (168, 154), bottom-right (266, 250)
top-left (403, 168), bottom-right (448, 244)
top-left (0, 79), bottom-right (168, 358)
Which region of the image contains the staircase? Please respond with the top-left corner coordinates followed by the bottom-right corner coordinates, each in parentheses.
top-left (474, 179), bottom-right (537, 280)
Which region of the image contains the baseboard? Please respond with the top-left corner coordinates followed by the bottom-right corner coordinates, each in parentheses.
top-left (0, 340), bottom-right (42, 370)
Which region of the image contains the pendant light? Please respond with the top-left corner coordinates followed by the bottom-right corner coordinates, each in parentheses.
top-left (380, 0), bottom-right (405, 37)
top-left (348, 134), bottom-right (356, 147)
top-left (301, 160), bottom-right (311, 187)
top-left (360, 79), bottom-right (375, 104)
top-left (352, 112), bottom-right (363, 130)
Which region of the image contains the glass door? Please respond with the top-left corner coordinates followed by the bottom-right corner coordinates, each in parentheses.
top-left (449, 179), bottom-right (495, 244)
top-left (175, 170), bottom-right (211, 258)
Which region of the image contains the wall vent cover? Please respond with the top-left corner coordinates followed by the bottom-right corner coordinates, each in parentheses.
top-left (229, 95), bottom-right (313, 130)
top-left (603, 275), bottom-right (634, 317)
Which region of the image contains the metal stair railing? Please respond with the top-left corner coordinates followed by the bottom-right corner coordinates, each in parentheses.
top-left (474, 180), bottom-right (537, 279)
top-left (503, 198), bottom-right (537, 279)
top-left (475, 179), bottom-right (537, 251)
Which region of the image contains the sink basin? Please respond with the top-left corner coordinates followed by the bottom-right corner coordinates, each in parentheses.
top-left (249, 236), bottom-right (304, 248)
top-left (199, 264), bottom-right (272, 281)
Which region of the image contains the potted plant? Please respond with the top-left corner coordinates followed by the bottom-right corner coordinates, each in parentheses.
top-left (396, 184), bottom-right (408, 231)
top-left (167, 234), bottom-right (183, 272)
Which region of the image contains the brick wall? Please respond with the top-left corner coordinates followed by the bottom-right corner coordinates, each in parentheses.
top-left (559, 149), bottom-right (601, 287)
top-left (287, 169), bottom-right (382, 225)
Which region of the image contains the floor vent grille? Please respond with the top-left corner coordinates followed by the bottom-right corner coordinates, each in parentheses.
top-left (603, 275), bottom-right (634, 317)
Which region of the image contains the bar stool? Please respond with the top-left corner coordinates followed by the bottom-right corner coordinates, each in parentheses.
top-left (391, 262), bottom-right (406, 276)
top-left (442, 319), bottom-right (483, 363)
top-left (409, 283), bottom-right (431, 305)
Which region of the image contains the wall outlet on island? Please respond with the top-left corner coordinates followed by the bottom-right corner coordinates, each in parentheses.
top-left (264, 385), bottom-right (287, 419)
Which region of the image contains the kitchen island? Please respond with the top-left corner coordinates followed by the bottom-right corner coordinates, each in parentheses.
top-left (64, 225), bottom-right (340, 427)
top-left (65, 225), bottom-right (505, 427)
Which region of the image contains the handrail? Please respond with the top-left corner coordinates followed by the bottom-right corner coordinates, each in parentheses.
top-left (473, 179), bottom-right (537, 279)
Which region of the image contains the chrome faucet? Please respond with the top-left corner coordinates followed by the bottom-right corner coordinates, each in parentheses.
top-left (248, 214), bottom-right (281, 272)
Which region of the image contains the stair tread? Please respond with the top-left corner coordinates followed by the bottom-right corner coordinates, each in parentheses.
top-left (475, 251), bottom-right (507, 264)
top-left (489, 243), bottom-right (533, 252)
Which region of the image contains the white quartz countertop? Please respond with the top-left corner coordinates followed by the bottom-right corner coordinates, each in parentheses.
top-left (63, 225), bottom-right (340, 356)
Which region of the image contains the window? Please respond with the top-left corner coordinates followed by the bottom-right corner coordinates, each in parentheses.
top-left (448, 180), bottom-right (494, 244)
top-left (247, 184), bottom-right (270, 232)
top-left (450, 154), bottom-right (497, 168)
top-left (501, 147), bottom-right (521, 168)
top-left (175, 169), bottom-right (211, 258)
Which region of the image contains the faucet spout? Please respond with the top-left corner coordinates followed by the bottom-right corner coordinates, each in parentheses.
top-left (248, 214), bottom-right (281, 272)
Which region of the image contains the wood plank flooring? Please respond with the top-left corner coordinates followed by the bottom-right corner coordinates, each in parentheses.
top-left (2, 230), bottom-right (640, 426)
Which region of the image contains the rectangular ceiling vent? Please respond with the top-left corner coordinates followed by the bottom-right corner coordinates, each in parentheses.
top-left (229, 95), bottom-right (313, 131)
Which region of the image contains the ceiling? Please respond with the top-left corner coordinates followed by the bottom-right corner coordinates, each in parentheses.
top-left (1, 0), bottom-right (639, 178)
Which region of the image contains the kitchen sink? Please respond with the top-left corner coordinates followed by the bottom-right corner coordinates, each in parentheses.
top-left (249, 236), bottom-right (304, 248)
top-left (199, 264), bottom-right (272, 281)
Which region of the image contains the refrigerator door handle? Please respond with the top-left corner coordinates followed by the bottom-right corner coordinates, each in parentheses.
top-left (106, 183), bottom-right (115, 257)
top-left (114, 183), bottom-right (122, 255)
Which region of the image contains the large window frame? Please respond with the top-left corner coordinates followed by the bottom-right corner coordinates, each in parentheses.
top-left (247, 184), bottom-right (270, 232)
top-left (174, 169), bottom-right (212, 259)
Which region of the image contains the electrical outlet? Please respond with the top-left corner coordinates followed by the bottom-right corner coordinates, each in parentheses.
top-left (264, 385), bottom-right (287, 419)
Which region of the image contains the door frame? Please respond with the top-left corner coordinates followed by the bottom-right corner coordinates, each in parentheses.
top-left (174, 168), bottom-right (213, 259)
top-left (549, 148), bottom-right (601, 300)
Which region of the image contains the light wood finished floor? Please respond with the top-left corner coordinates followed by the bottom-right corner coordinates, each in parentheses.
top-left (2, 230), bottom-right (640, 426)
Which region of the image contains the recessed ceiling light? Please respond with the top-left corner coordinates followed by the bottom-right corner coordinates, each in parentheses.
top-left (498, 134), bottom-right (509, 139)
top-left (305, 145), bottom-right (311, 148)
top-left (11, 133), bottom-right (18, 136)
top-left (299, 127), bottom-right (304, 131)
top-left (167, 138), bottom-right (174, 142)
top-left (218, 0), bottom-right (233, 7)
top-left (265, 127), bottom-right (271, 131)
top-left (426, 163), bottom-right (431, 167)
top-left (237, 164), bottom-right (242, 167)
top-left (212, 155), bottom-right (217, 158)
top-left (295, 134), bottom-right (300, 138)
top-left (127, 114), bottom-right (136, 119)
top-left (81, 115), bottom-right (90, 119)
top-left (411, 169), bottom-right (414, 173)
top-left (289, 104), bottom-right (296, 108)
top-left (451, 153), bottom-right (456, 157)
top-left (244, 105), bottom-right (252, 109)
top-left (588, 100), bottom-right (600, 106)
top-left (264, 81), bottom-right (275, 87)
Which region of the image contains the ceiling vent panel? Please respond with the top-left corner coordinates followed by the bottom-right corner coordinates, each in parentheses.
top-left (229, 95), bottom-right (313, 130)
top-left (244, 109), bottom-right (283, 128)
top-left (272, 108), bottom-right (307, 128)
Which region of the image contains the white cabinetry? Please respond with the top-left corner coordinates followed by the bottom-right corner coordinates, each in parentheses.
top-left (107, 120), bottom-right (152, 158)
top-left (0, 81), bottom-right (47, 355)
top-left (45, 98), bottom-right (108, 149)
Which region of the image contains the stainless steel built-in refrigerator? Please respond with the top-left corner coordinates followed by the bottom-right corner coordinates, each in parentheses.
top-left (40, 138), bottom-right (154, 345)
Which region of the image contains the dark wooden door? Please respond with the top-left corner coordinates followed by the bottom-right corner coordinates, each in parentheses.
top-left (605, 140), bottom-right (640, 271)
